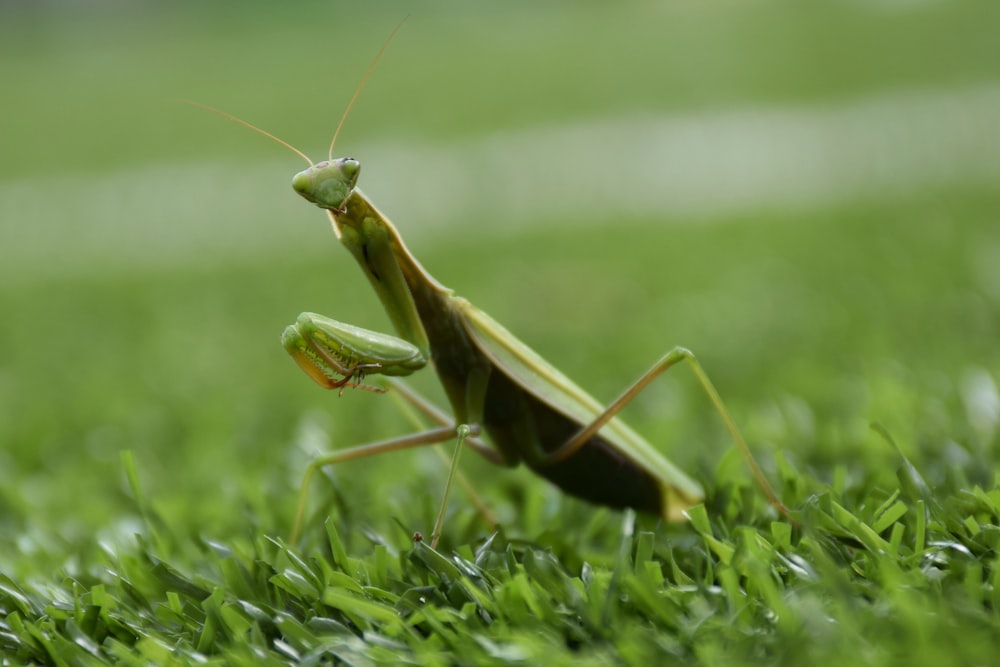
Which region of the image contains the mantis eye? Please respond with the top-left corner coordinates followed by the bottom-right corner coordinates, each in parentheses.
top-left (340, 158), bottom-right (360, 180)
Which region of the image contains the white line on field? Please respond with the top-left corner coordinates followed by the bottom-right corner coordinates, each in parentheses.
top-left (1, 83), bottom-right (998, 283)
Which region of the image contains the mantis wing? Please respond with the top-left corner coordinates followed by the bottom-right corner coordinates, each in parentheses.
top-left (455, 297), bottom-right (704, 519)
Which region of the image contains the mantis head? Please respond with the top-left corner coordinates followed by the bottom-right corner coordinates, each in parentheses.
top-left (291, 19), bottom-right (405, 214)
top-left (190, 22), bottom-right (400, 217)
top-left (292, 158), bottom-right (361, 211)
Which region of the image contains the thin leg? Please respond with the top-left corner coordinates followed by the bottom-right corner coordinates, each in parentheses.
top-left (385, 379), bottom-right (503, 464)
top-left (546, 346), bottom-right (789, 517)
top-left (384, 378), bottom-right (499, 530)
top-left (290, 425), bottom-right (475, 544)
top-left (430, 424), bottom-right (472, 549)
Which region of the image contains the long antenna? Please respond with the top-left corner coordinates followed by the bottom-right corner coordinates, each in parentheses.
top-left (328, 17), bottom-right (408, 160)
top-left (181, 99), bottom-right (314, 166)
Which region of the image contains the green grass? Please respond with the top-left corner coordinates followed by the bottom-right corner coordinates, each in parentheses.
top-left (2, 1), bottom-right (999, 664)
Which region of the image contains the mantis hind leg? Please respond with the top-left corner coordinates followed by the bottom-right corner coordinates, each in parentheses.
top-left (548, 347), bottom-right (789, 517)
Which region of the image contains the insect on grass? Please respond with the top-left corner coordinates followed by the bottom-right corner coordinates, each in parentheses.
top-left (191, 23), bottom-right (789, 548)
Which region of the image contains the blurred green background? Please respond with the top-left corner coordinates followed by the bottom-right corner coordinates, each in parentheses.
top-left (1, 0), bottom-right (999, 565)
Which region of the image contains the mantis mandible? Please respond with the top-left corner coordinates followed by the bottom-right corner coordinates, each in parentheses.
top-left (196, 31), bottom-right (787, 548)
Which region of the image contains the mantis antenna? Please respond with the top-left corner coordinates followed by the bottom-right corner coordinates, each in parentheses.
top-left (182, 18), bottom-right (406, 166)
top-left (180, 99), bottom-right (314, 167)
top-left (328, 17), bottom-right (408, 160)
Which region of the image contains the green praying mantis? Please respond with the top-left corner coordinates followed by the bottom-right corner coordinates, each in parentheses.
top-left (195, 33), bottom-right (787, 548)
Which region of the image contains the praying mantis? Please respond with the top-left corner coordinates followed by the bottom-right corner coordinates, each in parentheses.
top-left (196, 33), bottom-right (786, 548)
